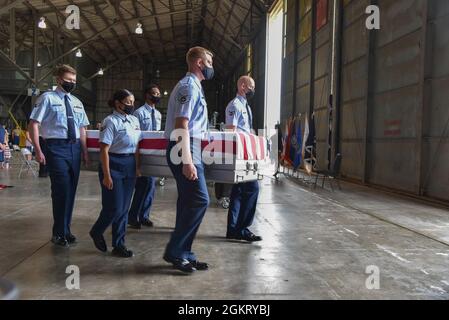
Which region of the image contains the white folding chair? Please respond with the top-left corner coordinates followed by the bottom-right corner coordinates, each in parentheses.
top-left (18, 148), bottom-right (39, 178)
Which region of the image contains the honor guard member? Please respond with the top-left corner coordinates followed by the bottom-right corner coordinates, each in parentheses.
top-left (128, 84), bottom-right (162, 229)
top-left (89, 89), bottom-right (142, 258)
top-left (225, 76), bottom-right (262, 242)
top-left (28, 64), bottom-right (90, 247)
top-left (163, 47), bottom-right (214, 273)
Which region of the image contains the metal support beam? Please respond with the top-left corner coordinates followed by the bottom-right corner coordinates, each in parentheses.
top-left (0, 49), bottom-right (35, 84)
top-left (80, 52), bottom-right (138, 84)
top-left (196, 0), bottom-right (208, 45)
top-left (330, 0), bottom-right (343, 165)
top-left (132, 0), bottom-right (155, 60)
top-left (112, 1), bottom-right (144, 62)
top-left (67, 0), bottom-right (119, 61)
top-left (309, 0), bottom-right (317, 121)
top-left (223, 16), bottom-right (266, 80)
top-left (90, 0), bottom-right (129, 58)
top-left (207, 0), bottom-right (222, 50)
top-left (417, 0), bottom-right (431, 196)
top-left (291, 0), bottom-right (299, 118)
top-left (9, 7), bottom-right (15, 61)
top-left (42, 0), bottom-right (100, 58)
top-left (0, 0), bottom-right (24, 16)
top-left (37, 20), bottom-right (121, 70)
top-left (190, 0), bottom-right (195, 47)
top-left (32, 11), bottom-right (38, 81)
top-left (25, 0), bottom-right (105, 64)
top-left (362, 0), bottom-right (378, 184)
top-left (223, 1), bottom-right (253, 66)
top-left (151, 0), bottom-right (170, 62)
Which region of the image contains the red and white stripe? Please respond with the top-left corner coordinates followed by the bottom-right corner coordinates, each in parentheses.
top-left (139, 132), bottom-right (168, 156)
top-left (86, 130), bottom-right (267, 160)
top-left (86, 130), bottom-right (100, 152)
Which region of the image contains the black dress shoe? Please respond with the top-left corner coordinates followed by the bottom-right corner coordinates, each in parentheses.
top-left (66, 234), bottom-right (77, 245)
top-left (128, 222), bottom-right (141, 230)
top-left (163, 254), bottom-right (196, 273)
top-left (89, 231), bottom-right (107, 252)
top-left (51, 236), bottom-right (69, 247)
top-left (112, 246), bottom-right (134, 258)
top-left (240, 233), bottom-right (263, 242)
top-left (189, 260), bottom-right (209, 271)
top-left (141, 219), bottom-right (154, 227)
top-left (227, 233), bottom-right (262, 242)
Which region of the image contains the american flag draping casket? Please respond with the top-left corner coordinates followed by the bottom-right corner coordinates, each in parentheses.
top-left (86, 130), bottom-right (274, 184)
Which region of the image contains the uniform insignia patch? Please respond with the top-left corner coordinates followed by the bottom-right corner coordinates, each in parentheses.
top-left (178, 95), bottom-right (191, 104)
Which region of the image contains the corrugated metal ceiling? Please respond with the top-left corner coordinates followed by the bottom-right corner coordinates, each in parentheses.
top-left (0, 0), bottom-right (273, 76)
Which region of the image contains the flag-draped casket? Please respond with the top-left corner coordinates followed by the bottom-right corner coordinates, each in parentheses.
top-left (86, 131), bottom-right (273, 183)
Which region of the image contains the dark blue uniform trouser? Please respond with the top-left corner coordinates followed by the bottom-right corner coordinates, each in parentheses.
top-left (165, 142), bottom-right (210, 261)
top-left (91, 154), bottom-right (136, 248)
top-left (128, 176), bottom-right (156, 224)
top-left (227, 181), bottom-right (260, 237)
top-left (45, 139), bottom-right (81, 238)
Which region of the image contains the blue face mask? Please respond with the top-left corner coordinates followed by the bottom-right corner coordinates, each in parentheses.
top-left (201, 65), bottom-right (214, 80)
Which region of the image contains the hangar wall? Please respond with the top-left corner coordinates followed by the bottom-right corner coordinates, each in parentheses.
top-left (281, 0), bottom-right (449, 203)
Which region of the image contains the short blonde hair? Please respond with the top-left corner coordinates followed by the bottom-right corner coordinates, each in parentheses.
top-left (54, 64), bottom-right (77, 78)
top-left (186, 46), bottom-right (214, 65)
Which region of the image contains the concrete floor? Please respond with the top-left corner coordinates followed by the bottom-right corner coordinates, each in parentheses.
top-left (1, 161), bottom-right (449, 300)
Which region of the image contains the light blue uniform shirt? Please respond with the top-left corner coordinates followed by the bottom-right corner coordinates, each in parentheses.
top-left (30, 88), bottom-right (90, 139)
top-left (133, 103), bottom-right (162, 131)
top-left (164, 73), bottom-right (208, 140)
top-left (226, 95), bottom-right (253, 134)
top-left (100, 111), bottom-right (142, 154)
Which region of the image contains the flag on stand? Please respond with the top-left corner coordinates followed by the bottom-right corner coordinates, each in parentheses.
top-left (282, 118), bottom-right (294, 166)
top-left (281, 120), bottom-right (289, 165)
top-left (290, 117), bottom-right (303, 170)
top-left (304, 113), bottom-right (317, 174)
top-left (302, 113), bottom-right (309, 160)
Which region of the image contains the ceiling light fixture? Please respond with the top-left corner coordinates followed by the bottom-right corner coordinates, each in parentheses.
top-left (135, 23), bottom-right (143, 34)
top-left (38, 17), bottom-right (47, 29)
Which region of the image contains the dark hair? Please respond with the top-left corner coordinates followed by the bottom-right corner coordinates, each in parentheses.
top-left (145, 84), bottom-right (160, 96)
top-left (108, 89), bottom-right (134, 108)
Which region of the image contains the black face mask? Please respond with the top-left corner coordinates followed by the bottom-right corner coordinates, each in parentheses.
top-left (121, 102), bottom-right (134, 115)
top-left (201, 65), bottom-right (214, 80)
top-left (61, 81), bottom-right (76, 93)
top-left (149, 95), bottom-right (161, 104)
top-left (245, 89), bottom-right (255, 100)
